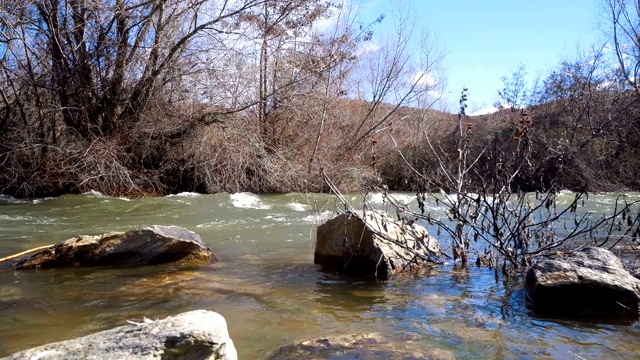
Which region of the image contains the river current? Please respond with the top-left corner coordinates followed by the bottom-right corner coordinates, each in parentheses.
top-left (0, 191), bottom-right (639, 358)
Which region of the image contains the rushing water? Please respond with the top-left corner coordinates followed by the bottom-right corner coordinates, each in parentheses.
top-left (0, 191), bottom-right (639, 359)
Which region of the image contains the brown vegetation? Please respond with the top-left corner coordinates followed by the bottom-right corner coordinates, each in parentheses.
top-left (378, 57), bottom-right (640, 194)
top-left (0, 0), bottom-right (639, 199)
top-left (0, 0), bottom-right (446, 197)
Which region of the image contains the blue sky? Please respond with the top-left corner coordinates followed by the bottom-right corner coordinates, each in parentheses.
top-left (361, 0), bottom-right (602, 113)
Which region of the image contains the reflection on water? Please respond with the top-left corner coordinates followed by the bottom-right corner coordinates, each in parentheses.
top-left (0, 192), bottom-right (639, 359)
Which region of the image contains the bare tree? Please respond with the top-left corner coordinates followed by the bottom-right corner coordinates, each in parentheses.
top-left (0, 0), bottom-right (445, 196)
top-left (345, 1), bottom-right (445, 151)
top-left (0, 0), bottom-right (269, 141)
top-left (236, 0), bottom-right (336, 147)
top-left (496, 64), bottom-right (530, 110)
top-left (604, 0), bottom-right (640, 97)
top-left (526, 48), bottom-right (638, 191)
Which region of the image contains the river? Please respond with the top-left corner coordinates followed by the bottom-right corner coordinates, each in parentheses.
top-left (0, 191), bottom-right (639, 358)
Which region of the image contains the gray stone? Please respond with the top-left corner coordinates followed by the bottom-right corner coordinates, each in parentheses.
top-left (14, 225), bottom-right (215, 269)
top-left (2, 310), bottom-right (236, 360)
top-left (525, 247), bottom-right (640, 315)
top-left (273, 333), bottom-right (455, 360)
top-left (315, 210), bottom-right (440, 279)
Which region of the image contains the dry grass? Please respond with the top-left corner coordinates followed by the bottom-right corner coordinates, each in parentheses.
top-left (1, 92), bottom-right (639, 197)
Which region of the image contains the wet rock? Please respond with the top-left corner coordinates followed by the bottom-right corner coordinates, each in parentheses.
top-left (273, 333), bottom-right (454, 360)
top-left (14, 225), bottom-right (215, 269)
top-left (525, 247), bottom-right (640, 315)
top-left (315, 210), bottom-right (440, 279)
top-left (2, 310), bottom-right (236, 360)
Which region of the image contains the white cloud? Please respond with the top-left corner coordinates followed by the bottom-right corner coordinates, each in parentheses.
top-left (469, 106), bottom-right (499, 116)
top-left (413, 71), bottom-right (442, 99)
top-left (359, 41), bottom-right (380, 54)
top-left (427, 89), bottom-right (442, 98)
top-left (412, 71), bottom-right (437, 87)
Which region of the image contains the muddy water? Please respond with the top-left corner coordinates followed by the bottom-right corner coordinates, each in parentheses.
top-left (0, 192), bottom-right (639, 359)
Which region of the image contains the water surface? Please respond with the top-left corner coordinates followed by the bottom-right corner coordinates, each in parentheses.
top-left (0, 192), bottom-right (639, 358)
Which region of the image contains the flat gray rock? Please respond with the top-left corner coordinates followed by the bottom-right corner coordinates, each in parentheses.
top-left (273, 333), bottom-right (454, 360)
top-left (2, 310), bottom-right (237, 360)
top-left (525, 247), bottom-right (640, 315)
top-left (13, 225), bottom-right (215, 269)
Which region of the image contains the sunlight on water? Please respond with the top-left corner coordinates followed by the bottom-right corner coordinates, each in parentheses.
top-left (0, 192), bottom-right (639, 358)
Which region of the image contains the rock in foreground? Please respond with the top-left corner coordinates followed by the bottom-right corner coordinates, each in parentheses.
top-left (525, 247), bottom-right (640, 315)
top-left (315, 210), bottom-right (440, 279)
top-left (273, 333), bottom-right (454, 360)
top-left (3, 310), bottom-right (236, 360)
top-left (15, 225), bottom-right (215, 269)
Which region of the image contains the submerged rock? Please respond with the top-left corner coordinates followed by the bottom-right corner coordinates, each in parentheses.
top-left (14, 225), bottom-right (215, 269)
top-left (2, 310), bottom-right (236, 360)
top-left (315, 210), bottom-right (440, 279)
top-left (525, 247), bottom-right (640, 315)
top-left (273, 332), bottom-right (454, 360)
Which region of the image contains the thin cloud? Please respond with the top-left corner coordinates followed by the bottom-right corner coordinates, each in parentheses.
top-left (359, 41), bottom-right (380, 54)
top-left (412, 71), bottom-right (437, 87)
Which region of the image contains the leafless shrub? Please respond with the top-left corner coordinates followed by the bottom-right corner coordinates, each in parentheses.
top-left (379, 87), bottom-right (640, 272)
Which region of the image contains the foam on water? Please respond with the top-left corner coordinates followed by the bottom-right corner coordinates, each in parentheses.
top-left (393, 193), bottom-right (418, 204)
top-left (81, 190), bottom-right (131, 201)
top-left (366, 192), bottom-right (417, 205)
top-left (0, 214), bottom-right (34, 221)
top-left (366, 193), bottom-right (385, 204)
top-left (230, 192), bottom-right (271, 210)
top-left (287, 202), bottom-right (309, 212)
top-left (82, 190), bottom-right (105, 197)
top-left (166, 192), bottom-right (202, 198)
top-left (0, 195), bottom-right (53, 204)
top-left (302, 210), bottom-right (334, 224)
top-left (0, 195), bottom-right (31, 204)
top-left (196, 218), bottom-right (250, 228)
top-left (264, 215), bottom-right (289, 221)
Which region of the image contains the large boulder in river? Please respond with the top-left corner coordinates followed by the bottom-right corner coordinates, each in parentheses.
top-left (14, 225), bottom-right (215, 269)
top-left (525, 247), bottom-right (640, 315)
top-left (2, 310), bottom-right (236, 360)
top-left (315, 210), bottom-right (440, 279)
